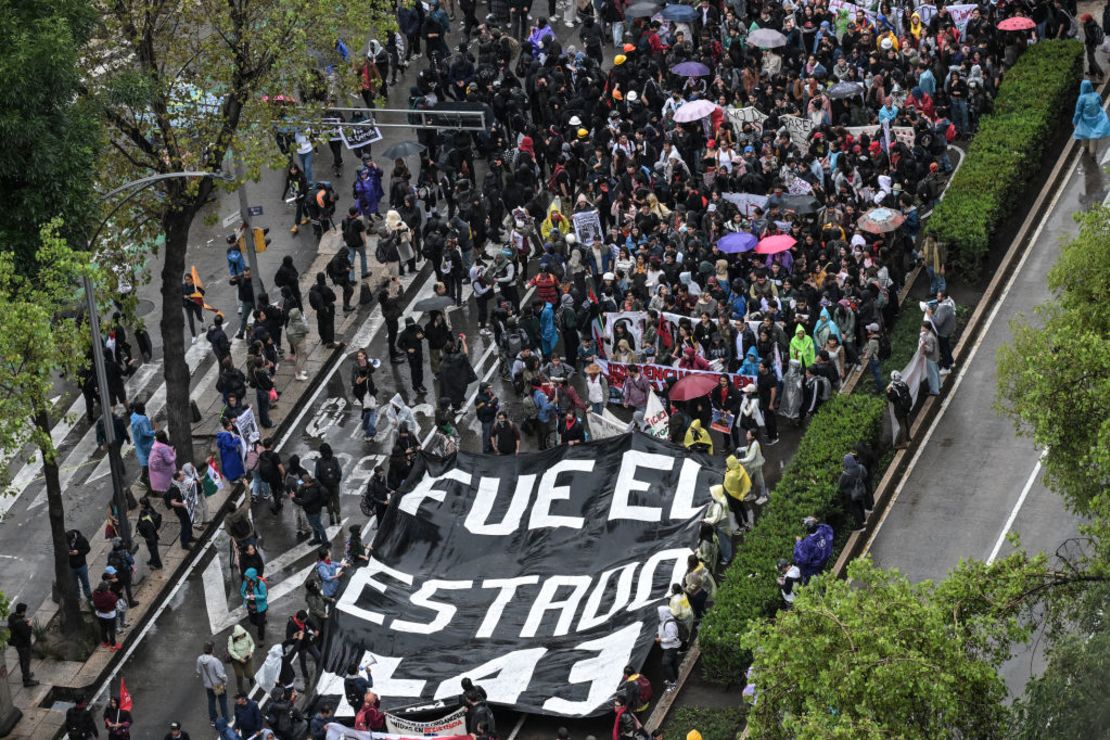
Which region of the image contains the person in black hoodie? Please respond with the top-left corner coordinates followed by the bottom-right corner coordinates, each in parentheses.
top-left (273, 256), bottom-right (302, 312)
top-left (379, 277), bottom-right (406, 362)
top-left (67, 529), bottom-right (93, 600)
top-left (7, 603), bottom-right (37, 686)
top-left (308, 273), bottom-right (337, 347)
top-left (398, 318), bottom-right (427, 393)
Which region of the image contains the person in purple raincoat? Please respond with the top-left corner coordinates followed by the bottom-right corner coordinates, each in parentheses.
top-left (353, 163), bottom-right (385, 219)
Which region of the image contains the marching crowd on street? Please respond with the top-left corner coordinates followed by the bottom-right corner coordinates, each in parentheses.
top-left (40, 0), bottom-right (1091, 735)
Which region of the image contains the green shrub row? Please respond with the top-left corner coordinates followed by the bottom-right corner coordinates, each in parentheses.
top-left (699, 393), bottom-right (886, 683)
top-left (662, 705), bottom-right (747, 740)
top-left (930, 40), bottom-right (1083, 274)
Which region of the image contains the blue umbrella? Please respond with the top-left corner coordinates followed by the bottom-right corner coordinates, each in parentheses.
top-left (661, 4), bottom-right (698, 22)
top-left (716, 232), bottom-right (758, 254)
top-left (670, 61), bottom-right (711, 77)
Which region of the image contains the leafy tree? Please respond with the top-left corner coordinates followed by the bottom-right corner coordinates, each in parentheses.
top-left (0, 0), bottom-right (100, 274)
top-left (89, 0), bottom-right (384, 463)
top-left (740, 555), bottom-right (1052, 739)
top-left (1011, 582), bottom-right (1110, 739)
top-left (997, 206), bottom-right (1110, 513)
top-left (0, 222), bottom-right (106, 642)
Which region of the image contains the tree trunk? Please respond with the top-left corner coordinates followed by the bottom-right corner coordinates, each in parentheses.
top-left (160, 211), bottom-right (196, 465)
top-left (36, 409), bottom-right (84, 635)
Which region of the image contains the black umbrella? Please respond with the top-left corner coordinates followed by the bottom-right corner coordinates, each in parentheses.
top-left (781, 194), bottom-right (821, 215)
top-left (380, 141), bottom-right (426, 159)
top-left (413, 295), bottom-right (457, 312)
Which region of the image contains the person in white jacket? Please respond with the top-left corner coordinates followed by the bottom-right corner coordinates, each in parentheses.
top-left (738, 429), bottom-right (768, 504)
top-left (656, 605), bottom-right (682, 692)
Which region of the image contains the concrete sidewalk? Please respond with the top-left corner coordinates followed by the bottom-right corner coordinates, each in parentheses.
top-left (1, 226), bottom-right (392, 738)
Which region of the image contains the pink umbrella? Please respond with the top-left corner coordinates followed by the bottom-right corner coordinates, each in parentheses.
top-left (673, 99), bottom-right (718, 122)
top-left (755, 235), bottom-right (796, 255)
top-left (997, 16), bottom-right (1035, 31)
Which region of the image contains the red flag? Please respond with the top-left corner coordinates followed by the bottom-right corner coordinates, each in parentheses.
top-left (119, 676), bottom-right (133, 712)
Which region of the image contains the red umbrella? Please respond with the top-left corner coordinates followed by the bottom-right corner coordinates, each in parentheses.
top-left (755, 235), bottom-right (797, 255)
top-left (668, 373), bottom-right (721, 402)
top-left (997, 16), bottom-right (1035, 31)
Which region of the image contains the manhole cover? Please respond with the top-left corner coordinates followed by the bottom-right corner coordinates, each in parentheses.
top-left (135, 299), bottom-right (156, 318)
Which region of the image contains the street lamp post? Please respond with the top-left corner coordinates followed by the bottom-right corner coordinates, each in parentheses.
top-left (84, 171), bottom-right (233, 550)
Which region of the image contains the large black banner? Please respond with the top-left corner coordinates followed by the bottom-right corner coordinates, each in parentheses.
top-left (317, 433), bottom-right (718, 717)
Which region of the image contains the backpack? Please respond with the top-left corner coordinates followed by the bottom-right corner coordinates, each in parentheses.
top-left (343, 216), bottom-right (362, 248)
top-left (107, 548), bottom-right (129, 574)
top-left (521, 392), bottom-right (538, 417)
top-left (1092, 23), bottom-right (1106, 45)
top-left (848, 472), bottom-right (867, 502)
top-left (502, 330), bottom-right (525, 358)
top-left (629, 673), bottom-right (653, 707)
top-left (559, 306), bottom-right (577, 331)
top-left (318, 457), bottom-right (342, 487)
top-left (877, 333), bottom-right (892, 360)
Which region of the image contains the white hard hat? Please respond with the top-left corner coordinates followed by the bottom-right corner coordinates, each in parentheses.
top-left (568, 115), bottom-right (582, 126)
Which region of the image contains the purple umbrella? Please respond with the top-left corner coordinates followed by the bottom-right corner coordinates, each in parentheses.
top-left (716, 232), bottom-right (758, 254)
top-left (671, 61), bottom-right (711, 77)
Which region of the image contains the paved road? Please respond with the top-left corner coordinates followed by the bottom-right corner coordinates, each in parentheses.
top-left (866, 142), bottom-right (1107, 695)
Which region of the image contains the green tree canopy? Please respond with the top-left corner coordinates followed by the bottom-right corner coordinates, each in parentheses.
top-left (997, 206), bottom-right (1110, 513)
top-left (86, 0), bottom-right (386, 465)
top-left (740, 555), bottom-right (1050, 739)
top-left (0, 0), bottom-right (100, 273)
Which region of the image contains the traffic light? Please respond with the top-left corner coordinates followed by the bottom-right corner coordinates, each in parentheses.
top-left (252, 226), bottom-right (271, 253)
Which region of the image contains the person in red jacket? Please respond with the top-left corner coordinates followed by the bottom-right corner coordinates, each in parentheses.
top-left (677, 346), bottom-right (710, 370)
top-left (354, 690), bottom-right (386, 731)
top-left (528, 265), bottom-right (560, 306)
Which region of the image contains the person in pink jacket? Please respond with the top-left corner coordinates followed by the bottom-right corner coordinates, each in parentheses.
top-left (147, 431), bottom-right (177, 496)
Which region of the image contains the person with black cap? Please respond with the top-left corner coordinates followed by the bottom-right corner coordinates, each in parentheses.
top-left (164, 720), bottom-right (190, 740)
top-left (6, 603), bottom-right (36, 686)
top-left (398, 317), bottom-right (427, 393)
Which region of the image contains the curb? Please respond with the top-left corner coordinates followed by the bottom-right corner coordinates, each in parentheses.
top-left (39, 340), bottom-right (349, 738)
top-left (830, 82), bottom-right (1098, 578)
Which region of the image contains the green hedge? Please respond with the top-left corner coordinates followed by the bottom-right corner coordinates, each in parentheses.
top-left (930, 40), bottom-right (1083, 274)
top-left (662, 706), bottom-right (747, 740)
top-left (699, 394), bottom-right (886, 682)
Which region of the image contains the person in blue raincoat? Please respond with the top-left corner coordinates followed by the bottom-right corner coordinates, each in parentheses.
top-left (539, 301), bottom-right (558, 358)
top-left (738, 346), bottom-right (761, 376)
top-left (354, 163), bottom-right (385, 218)
top-left (217, 418), bottom-right (246, 482)
top-left (812, 306), bottom-right (842, 349)
top-left (1073, 79), bottom-right (1110, 155)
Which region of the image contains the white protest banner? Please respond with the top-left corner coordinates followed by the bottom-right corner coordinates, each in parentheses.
top-left (588, 410), bottom-right (630, 440)
top-left (784, 171), bottom-right (813, 195)
top-left (325, 723), bottom-right (471, 740)
top-left (720, 192), bottom-right (769, 216)
top-left (384, 708), bottom-right (468, 736)
top-left (643, 391), bottom-right (669, 439)
top-left (948, 3), bottom-right (978, 37)
top-left (603, 311), bottom-right (646, 353)
top-left (234, 406), bottom-right (260, 444)
top-left (725, 106), bottom-right (768, 132)
top-left (571, 209), bottom-right (603, 247)
top-left (916, 3), bottom-right (937, 26)
top-left (781, 115), bottom-right (815, 150)
top-left (598, 358), bottom-right (757, 394)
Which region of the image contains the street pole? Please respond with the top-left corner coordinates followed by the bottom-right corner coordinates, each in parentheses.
top-left (82, 274), bottom-right (133, 551)
top-left (234, 155), bottom-right (265, 307)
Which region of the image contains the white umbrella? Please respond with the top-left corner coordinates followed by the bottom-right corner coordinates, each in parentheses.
top-left (673, 99), bottom-right (718, 122)
top-left (748, 28), bottom-right (788, 48)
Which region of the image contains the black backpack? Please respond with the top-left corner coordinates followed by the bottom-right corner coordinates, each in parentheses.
top-left (318, 457), bottom-right (342, 487)
top-left (343, 216), bottom-right (363, 248)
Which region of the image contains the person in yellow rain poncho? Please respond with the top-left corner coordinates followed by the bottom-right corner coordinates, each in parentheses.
top-left (668, 583), bottom-right (694, 640)
top-left (683, 418), bottom-right (713, 455)
top-left (723, 455), bottom-right (754, 529)
top-left (539, 198), bottom-right (571, 242)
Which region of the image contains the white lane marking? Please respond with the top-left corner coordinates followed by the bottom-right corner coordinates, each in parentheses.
top-left (348, 269), bottom-right (426, 350)
top-left (85, 343), bottom-right (215, 484)
top-left (986, 456), bottom-right (1045, 564)
top-left (506, 714), bottom-right (527, 740)
top-left (276, 352), bottom-right (348, 451)
top-left (2, 359), bottom-right (163, 514)
top-left (863, 146), bottom-right (1079, 555)
top-left (203, 520), bottom-right (346, 634)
